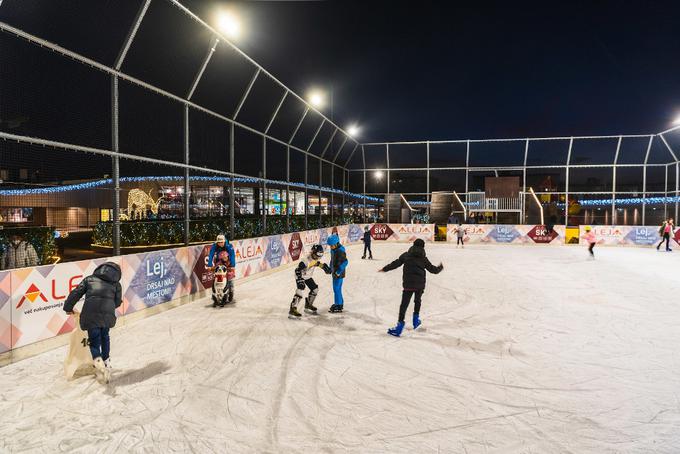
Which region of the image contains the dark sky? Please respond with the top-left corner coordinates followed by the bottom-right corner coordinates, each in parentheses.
top-left (183, 0), bottom-right (680, 143)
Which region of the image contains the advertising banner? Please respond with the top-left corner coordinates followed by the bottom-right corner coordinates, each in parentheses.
top-left (346, 224), bottom-right (364, 243)
top-left (446, 224), bottom-right (493, 244)
top-left (389, 224), bottom-right (435, 242)
top-left (0, 271), bottom-right (11, 354)
top-left (9, 257), bottom-right (118, 349)
top-left (580, 225), bottom-right (661, 246)
top-left (190, 244), bottom-right (215, 293)
top-left (1, 224), bottom-right (425, 353)
top-left (121, 248), bottom-right (191, 315)
top-left (367, 224), bottom-right (435, 242)
top-left (446, 224), bottom-right (565, 245)
top-left (232, 236), bottom-right (267, 279)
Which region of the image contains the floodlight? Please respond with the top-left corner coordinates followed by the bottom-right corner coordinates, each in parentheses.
top-left (218, 11), bottom-right (240, 38)
top-left (308, 91), bottom-right (325, 108)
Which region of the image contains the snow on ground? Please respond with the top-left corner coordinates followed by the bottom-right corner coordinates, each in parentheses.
top-left (1, 243), bottom-right (680, 453)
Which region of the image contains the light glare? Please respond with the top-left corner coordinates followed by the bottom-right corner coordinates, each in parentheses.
top-left (218, 11), bottom-right (240, 38)
top-left (308, 91), bottom-right (324, 108)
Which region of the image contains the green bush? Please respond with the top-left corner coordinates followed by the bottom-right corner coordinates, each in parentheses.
top-left (92, 215), bottom-right (360, 247)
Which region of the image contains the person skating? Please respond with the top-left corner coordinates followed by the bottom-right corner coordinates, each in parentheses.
top-left (208, 234), bottom-right (236, 304)
top-left (656, 218), bottom-right (674, 252)
top-left (326, 234), bottom-right (348, 313)
top-left (379, 239), bottom-right (443, 337)
top-left (361, 226), bottom-right (373, 259)
top-left (455, 223), bottom-right (465, 248)
top-left (63, 262), bottom-right (122, 384)
top-left (289, 244), bottom-right (331, 318)
top-left (583, 226), bottom-right (597, 259)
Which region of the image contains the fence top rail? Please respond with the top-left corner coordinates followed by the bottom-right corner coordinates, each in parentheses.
top-left (0, 20), bottom-right (347, 171)
top-left (167, 0), bottom-right (359, 147)
top-left (362, 134), bottom-right (655, 146)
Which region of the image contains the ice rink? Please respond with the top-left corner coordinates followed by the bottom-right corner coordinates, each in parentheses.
top-left (1, 242), bottom-right (680, 453)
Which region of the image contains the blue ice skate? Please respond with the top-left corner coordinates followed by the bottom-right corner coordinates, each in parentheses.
top-left (387, 321), bottom-right (405, 337)
top-left (413, 314), bottom-right (422, 330)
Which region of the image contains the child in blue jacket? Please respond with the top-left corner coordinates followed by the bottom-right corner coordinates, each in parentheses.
top-left (326, 234), bottom-right (348, 313)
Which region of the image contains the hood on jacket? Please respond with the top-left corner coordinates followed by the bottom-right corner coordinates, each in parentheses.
top-left (407, 245), bottom-right (426, 258)
top-left (93, 262), bottom-right (121, 283)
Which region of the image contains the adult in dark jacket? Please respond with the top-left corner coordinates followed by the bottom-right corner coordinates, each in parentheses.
top-left (361, 226), bottom-right (373, 259)
top-left (64, 262), bottom-right (122, 383)
top-left (379, 239), bottom-right (443, 337)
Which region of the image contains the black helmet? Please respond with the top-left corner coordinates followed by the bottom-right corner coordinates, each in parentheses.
top-left (311, 244), bottom-right (324, 259)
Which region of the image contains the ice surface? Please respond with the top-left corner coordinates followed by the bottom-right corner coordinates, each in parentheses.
top-left (1, 243), bottom-right (680, 453)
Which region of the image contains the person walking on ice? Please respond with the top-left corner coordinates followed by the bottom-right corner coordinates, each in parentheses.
top-left (656, 218), bottom-right (674, 252)
top-left (63, 262), bottom-right (122, 384)
top-left (289, 244), bottom-right (330, 318)
top-left (582, 226), bottom-right (597, 259)
top-left (361, 225), bottom-right (373, 259)
top-left (379, 238), bottom-right (443, 337)
top-left (326, 234), bottom-right (348, 313)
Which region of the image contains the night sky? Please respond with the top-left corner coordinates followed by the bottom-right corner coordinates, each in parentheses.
top-left (184, 0), bottom-right (680, 143)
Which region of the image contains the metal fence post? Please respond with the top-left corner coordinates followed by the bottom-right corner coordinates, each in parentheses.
top-left (183, 105), bottom-right (190, 245)
top-left (304, 154), bottom-right (308, 229)
top-left (262, 136), bottom-right (267, 234)
top-left (286, 145), bottom-right (291, 231)
top-left (230, 123), bottom-right (235, 239)
top-left (111, 75), bottom-right (121, 256)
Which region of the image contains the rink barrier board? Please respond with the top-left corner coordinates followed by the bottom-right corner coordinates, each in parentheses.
top-left (446, 225), bottom-right (566, 245)
top-left (0, 223), bottom-right (429, 365)
top-left (578, 225), bottom-right (676, 247)
top-left (446, 224), bottom-right (667, 247)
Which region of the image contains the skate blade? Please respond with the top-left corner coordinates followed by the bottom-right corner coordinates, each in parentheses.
top-left (288, 315), bottom-right (302, 320)
top-left (304, 309), bottom-right (319, 315)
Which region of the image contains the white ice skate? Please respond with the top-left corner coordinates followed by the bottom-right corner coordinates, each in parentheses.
top-left (93, 357), bottom-right (110, 384)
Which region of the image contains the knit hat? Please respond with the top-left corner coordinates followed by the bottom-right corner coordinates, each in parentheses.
top-left (413, 239), bottom-right (425, 248)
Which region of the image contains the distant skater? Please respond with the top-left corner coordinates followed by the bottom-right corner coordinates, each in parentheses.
top-left (583, 226), bottom-right (596, 259)
top-left (455, 223), bottom-right (465, 248)
top-left (361, 225), bottom-right (373, 259)
top-left (379, 239), bottom-right (443, 337)
top-left (656, 218), bottom-right (674, 252)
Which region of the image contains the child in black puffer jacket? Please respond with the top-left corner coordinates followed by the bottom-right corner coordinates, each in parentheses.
top-left (64, 262), bottom-right (122, 383)
top-left (379, 239), bottom-right (443, 337)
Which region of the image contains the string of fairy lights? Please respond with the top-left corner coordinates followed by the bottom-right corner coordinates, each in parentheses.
top-left (0, 175), bottom-right (383, 203)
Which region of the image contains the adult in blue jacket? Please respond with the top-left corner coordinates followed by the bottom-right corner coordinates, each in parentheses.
top-left (326, 234), bottom-right (348, 313)
top-left (208, 234), bottom-right (236, 268)
top-left (207, 234), bottom-right (236, 303)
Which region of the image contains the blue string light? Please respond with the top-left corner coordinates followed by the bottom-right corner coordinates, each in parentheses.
top-left (0, 175), bottom-right (384, 203)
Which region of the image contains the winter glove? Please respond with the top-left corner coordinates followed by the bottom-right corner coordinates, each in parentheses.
top-left (322, 263), bottom-right (331, 274)
top-left (296, 276), bottom-right (305, 289)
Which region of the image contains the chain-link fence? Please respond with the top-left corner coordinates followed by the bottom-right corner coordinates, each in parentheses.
top-left (353, 132), bottom-right (680, 226)
top-left (0, 0), bottom-right (361, 268)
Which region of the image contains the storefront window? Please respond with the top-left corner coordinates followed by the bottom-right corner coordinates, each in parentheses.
top-left (266, 189), bottom-right (286, 215)
top-left (234, 187), bottom-right (255, 215)
top-left (0, 208), bottom-right (33, 223)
